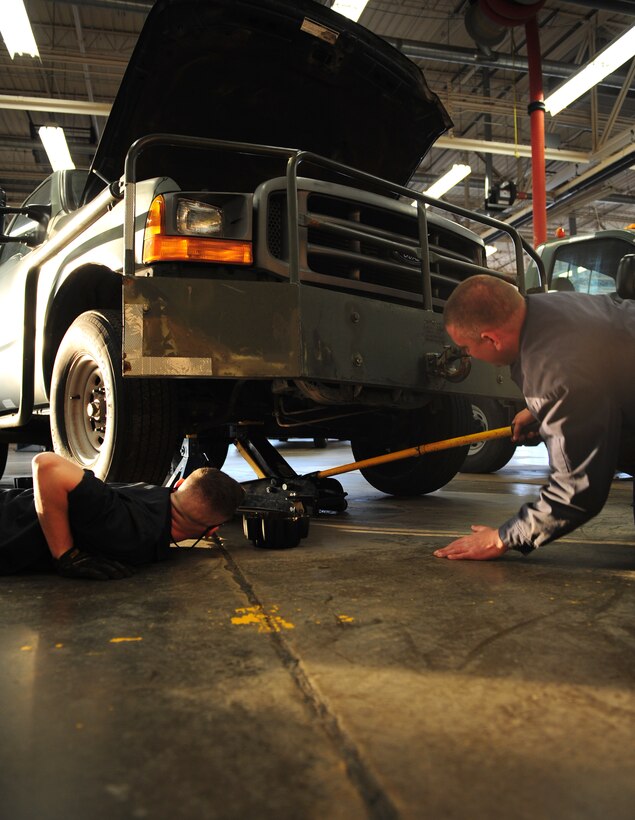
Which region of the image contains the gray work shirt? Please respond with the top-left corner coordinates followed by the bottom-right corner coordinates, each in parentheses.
top-left (498, 291), bottom-right (635, 554)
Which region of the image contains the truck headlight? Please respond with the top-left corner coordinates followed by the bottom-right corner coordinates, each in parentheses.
top-left (143, 194), bottom-right (253, 265)
top-left (176, 199), bottom-right (223, 236)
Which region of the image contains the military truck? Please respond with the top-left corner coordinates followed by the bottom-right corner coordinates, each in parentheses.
top-left (0, 0), bottom-right (541, 497)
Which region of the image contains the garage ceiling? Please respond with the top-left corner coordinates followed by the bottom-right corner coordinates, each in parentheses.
top-left (1, 0), bottom-right (634, 270)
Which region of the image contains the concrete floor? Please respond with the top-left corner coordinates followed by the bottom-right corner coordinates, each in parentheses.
top-left (1, 441), bottom-right (634, 820)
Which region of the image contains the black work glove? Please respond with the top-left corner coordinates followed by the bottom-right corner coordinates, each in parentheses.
top-left (55, 547), bottom-right (134, 580)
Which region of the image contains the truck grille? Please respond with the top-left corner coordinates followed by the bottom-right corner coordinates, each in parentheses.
top-left (265, 189), bottom-right (485, 309)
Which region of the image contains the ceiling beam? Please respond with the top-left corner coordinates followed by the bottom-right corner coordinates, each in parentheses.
top-left (388, 38), bottom-right (631, 90)
top-left (560, 0), bottom-right (635, 15)
top-left (0, 136), bottom-right (95, 155)
top-left (481, 141), bottom-right (635, 240)
top-left (0, 94), bottom-right (110, 117)
top-left (435, 136), bottom-right (589, 163)
top-left (51, 0), bottom-right (152, 12)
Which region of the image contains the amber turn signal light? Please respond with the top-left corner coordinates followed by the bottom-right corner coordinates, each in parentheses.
top-left (143, 196), bottom-right (253, 265)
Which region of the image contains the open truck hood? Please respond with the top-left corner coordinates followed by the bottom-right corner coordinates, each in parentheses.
top-left (86, 0), bottom-right (452, 199)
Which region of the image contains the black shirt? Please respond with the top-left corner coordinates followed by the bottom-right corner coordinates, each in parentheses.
top-left (0, 471), bottom-right (172, 574)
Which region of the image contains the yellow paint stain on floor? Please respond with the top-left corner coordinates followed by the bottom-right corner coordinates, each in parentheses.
top-left (231, 605), bottom-right (294, 633)
top-left (109, 637), bottom-right (143, 643)
top-left (336, 614), bottom-right (355, 624)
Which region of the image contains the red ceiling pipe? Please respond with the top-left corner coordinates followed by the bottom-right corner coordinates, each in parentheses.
top-left (477, 0), bottom-right (548, 247)
top-left (524, 14), bottom-right (547, 247)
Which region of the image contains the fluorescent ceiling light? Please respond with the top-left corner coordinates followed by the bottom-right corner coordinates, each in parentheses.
top-left (331, 1), bottom-right (369, 22)
top-left (485, 244), bottom-right (498, 257)
top-left (424, 164), bottom-right (472, 199)
top-left (0, 0), bottom-right (40, 59)
top-left (38, 126), bottom-right (75, 171)
top-left (545, 23), bottom-right (635, 115)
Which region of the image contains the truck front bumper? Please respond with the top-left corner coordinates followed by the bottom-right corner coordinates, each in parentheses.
top-left (123, 276), bottom-right (521, 402)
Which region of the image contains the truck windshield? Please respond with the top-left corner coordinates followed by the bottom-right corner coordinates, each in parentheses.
top-left (548, 237), bottom-right (633, 295)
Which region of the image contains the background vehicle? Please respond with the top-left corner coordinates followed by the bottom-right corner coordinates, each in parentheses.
top-left (0, 0), bottom-right (540, 497)
top-left (526, 227), bottom-right (635, 293)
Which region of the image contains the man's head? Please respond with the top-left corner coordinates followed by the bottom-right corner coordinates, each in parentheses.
top-left (170, 467), bottom-right (245, 541)
top-left (443, 275), bottom-right (526, 366)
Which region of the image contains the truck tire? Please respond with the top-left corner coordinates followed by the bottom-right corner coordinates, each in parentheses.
top-left (461, 397), bottom-right (517, 474)
top-left (51, 310), bottom-right (180, 484)
top-left (350, 396), bottom-right (473, 496)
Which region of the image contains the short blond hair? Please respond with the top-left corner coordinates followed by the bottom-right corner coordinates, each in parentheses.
top-left (182, 468), bottom-right (245, 523)
top-left (444, 275), bottom-right (524, 339)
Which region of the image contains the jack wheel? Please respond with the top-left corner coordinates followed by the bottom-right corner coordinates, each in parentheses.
top-left (317, 477), bottom-right (348, 513)
top-left (243, 516), bottom-right (307, 549)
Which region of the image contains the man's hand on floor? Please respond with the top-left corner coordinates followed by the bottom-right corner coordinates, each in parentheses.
top-left (434, 525), bottom-right (509, 561)
top-left (55, 547), bottom-right (134, 580)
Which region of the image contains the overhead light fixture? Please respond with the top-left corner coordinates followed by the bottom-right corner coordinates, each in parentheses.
top-left (331, 1), bottom-right (369, 22)
top-left (0, 0), bottom-right (40, 59)
top-left (424, 164), bottom-right (472, 200)
top-left (545, 23), bottom-right (635, 115)
top-left (38, 126), bottom-right (75, 171)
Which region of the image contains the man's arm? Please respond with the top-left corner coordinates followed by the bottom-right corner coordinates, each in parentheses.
top-left (32, 452), bottom-right (85, 559)
top-left (436, 389), bottom-right (621, 561)
top-left (499, 390), bottom-right (620, 551)
top-left (32, 452), bottom-right (132, 579)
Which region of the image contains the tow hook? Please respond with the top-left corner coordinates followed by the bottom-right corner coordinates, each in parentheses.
top-left (426, 345), bottom-right (471, 382)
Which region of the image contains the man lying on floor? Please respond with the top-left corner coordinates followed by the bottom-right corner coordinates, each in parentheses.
top-left (0, 452), bottom-right (244, 579)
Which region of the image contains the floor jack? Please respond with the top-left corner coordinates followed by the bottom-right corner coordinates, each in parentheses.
top-left (170, 426), bottom-right (514, 550)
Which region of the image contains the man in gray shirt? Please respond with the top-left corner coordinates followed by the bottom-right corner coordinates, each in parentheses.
top-left (434, 274), bottom-right (635, 561)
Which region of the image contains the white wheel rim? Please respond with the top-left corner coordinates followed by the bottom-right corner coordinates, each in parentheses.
top-left (63, 353), bottom-right (110, 467)
top-left (468, 404), bottom-right (488, 456)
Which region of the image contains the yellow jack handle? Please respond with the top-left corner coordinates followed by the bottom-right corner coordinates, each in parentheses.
top-left (316, 426), bottom-right (513, 479)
